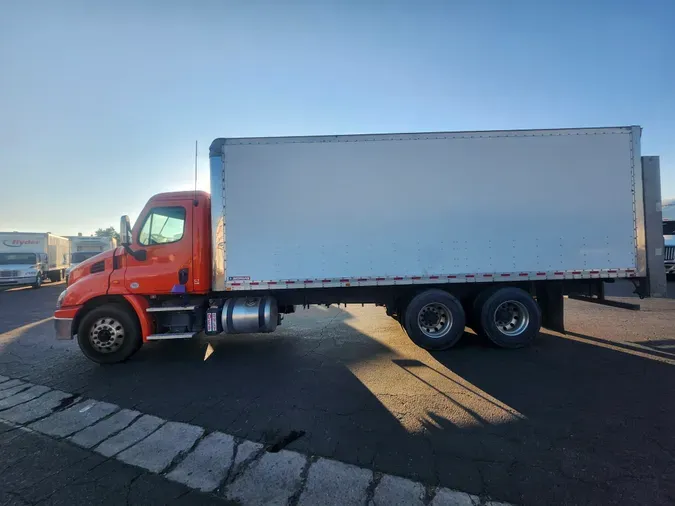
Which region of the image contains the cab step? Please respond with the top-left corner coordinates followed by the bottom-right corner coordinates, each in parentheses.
top-left (146, 306), bottom-right (199, 313)
top-left (146, 332), bottom-right (195, 340)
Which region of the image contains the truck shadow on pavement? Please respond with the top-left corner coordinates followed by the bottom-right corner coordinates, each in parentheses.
top-left (0, 305), bottom-right (674, 506)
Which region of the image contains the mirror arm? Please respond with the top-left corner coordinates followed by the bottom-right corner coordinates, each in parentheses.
top-left (122, 244), bottom-right (146, 261)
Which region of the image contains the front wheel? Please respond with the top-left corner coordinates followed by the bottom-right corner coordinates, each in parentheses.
top-left (77, 304), bottom-right (142, 364)
top-left (31, 274), bottom-right (42, 289)
top-left (403, 289), bottom-right (466, 350)
top-left (475, 287), bottom-right (541, 348)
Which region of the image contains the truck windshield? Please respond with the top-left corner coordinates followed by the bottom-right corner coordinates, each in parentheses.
top-left (0, 253), bottom-right (37, 265)
top-left (663, 221), bottom-right (675, 235)
top-left (72, 252), bottom-right (98, 263)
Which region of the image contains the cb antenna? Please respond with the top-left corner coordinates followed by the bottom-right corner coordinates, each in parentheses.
top-left (193, 140), bottom-right (198, 206)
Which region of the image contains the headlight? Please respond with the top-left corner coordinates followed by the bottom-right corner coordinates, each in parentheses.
top-left (56, 290), bottom-right (67, 309)
top-left (23, 270), bottom-right (37, 277)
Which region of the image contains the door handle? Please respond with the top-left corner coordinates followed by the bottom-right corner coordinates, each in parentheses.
top-left (178, 268), bottom-right (189, 285)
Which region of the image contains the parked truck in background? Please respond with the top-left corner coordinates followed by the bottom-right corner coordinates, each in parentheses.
top-left (0, 232), bottom-right (70, 289)
top-left (661, 199), bottom-right (675, 279)
top-left (54, 126), bottom-right (665, 363)
top-left (66, 236), bottom-right (117, 283)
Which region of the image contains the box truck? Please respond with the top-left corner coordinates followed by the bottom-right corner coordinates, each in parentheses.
top-left (54, 126), bottom-right (665, 363)
top-left (66, 236), bottom-right (117, 282)
top-left (0, 232), bottom-right (70, 289)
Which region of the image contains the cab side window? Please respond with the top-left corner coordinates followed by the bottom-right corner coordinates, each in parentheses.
top-left (138, 207), bottom-right (186, 246)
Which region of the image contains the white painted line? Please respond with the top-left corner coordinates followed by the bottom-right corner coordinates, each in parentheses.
top-left (166, 431), bottom-right (235, 492)
top-left (0, 375), bottom-right (9, 384)
top-left (298, 457), bottom-right (372, 506)
top-left (70, 409), bottom-right (141, 449)
top-left (0, 390), bottom-right (71, 424)
top-left (226, 450), bottom-right (307, 506)
top-left (95, 414), bottom-right (164, 457)
top-left (117, 421), bottom-right (204, 473)
top-left (30, 400), bottom-right (119, 438)
top-left (0, 385), bottom-right (50, 410)
top-left (372, 474), bottom-right (426, 506)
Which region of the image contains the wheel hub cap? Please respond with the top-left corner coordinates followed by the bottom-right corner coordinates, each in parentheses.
top-left (417, 303), bottom-right (453, 338)
top-left (89, 318), bottom-right (125, 354)
top-left (493, 301), bottom-right (530, 337)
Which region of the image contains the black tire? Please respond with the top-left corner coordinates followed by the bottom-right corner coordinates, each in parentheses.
top-left (48, 270), bottom-right (62, 283)
top-left (31, 274), bottom-right (42, 289)
top-left (77, 304), bottom-right (142, 364)
top-left (403, 289), bottom-right (466, 350)
top-left (475, 287), bottom-right (541, 349)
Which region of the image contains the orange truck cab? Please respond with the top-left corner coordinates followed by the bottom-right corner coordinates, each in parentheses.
top-left (54, 191), bottom-right (212, 363)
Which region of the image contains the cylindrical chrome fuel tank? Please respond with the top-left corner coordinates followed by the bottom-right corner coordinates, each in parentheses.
top-left (221, 296), bottom-right (278, 334)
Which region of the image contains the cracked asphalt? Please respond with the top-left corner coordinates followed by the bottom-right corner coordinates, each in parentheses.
top-left (1, 281), bottom-right (674, 505)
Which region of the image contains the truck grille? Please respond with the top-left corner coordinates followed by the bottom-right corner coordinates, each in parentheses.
top-left (0, 270), bottom-right (19, 278)
top-left (665, 246), bottom-right (675, 261)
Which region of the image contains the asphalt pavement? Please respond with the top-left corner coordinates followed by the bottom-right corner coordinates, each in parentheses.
top-left (1, 280), bottom-right (674, 505)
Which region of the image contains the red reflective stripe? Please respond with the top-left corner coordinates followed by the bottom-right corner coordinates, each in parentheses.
top-left (483, 274), bottom-right (492, 278)
top-left (626, 269), bottom-right (635, 272)
top-left (590, 270), bottom-right (600, 274)
top-left (304, 280), bottom-right (313, 283)
top-left (466, 275), bottom-right (475, 278)
top-left (430, 276), bottom-right (439, 279)
top-left (322, 279), bottom-right (331, 283)
top-left (448, 275), bottom-right (457, 278)
top-left (608, 270), bottom-right (617, 273)
top-left (232, 283), bottom-right (241, 286)
top-left (340, 278), bottom-right (349, 282)
top-left (501, 273), bottom-right (510, 277)
top-left (519, 273), bottom-right (528, 277)
top-left (358, 278), bottom-right (368, 281)
top-left (286, 280), bottom-right (295, 284)
top-left (250, 282), bottom-right (259, 285)
top-left (572, 271), bottom-right (581, 274)
top-left (394, 276), bottom-right (404, 280)
top-left (554, 272), bottom-right (564, 275)
top-left (376, 277), bottom-right (385, 281)
top-left (412, 276), bottom-right (421, 280)
top-left (536, 272), bottom-right (546, 276)
top-left (268, 281), bottom-right (277, 285)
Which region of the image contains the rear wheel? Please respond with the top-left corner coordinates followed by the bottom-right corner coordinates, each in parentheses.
top-left (474, 287), bottom-right (540, 348)
top-left (403, 289), bottom-right (466, 350)
top-left (77, 304), bottom-right (142, 364)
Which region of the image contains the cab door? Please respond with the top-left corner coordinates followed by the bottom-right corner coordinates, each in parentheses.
top-left (124, 201), bottom-right (193, 295)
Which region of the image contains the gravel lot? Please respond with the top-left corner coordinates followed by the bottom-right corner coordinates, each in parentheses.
top-left (1, 280), bottom-right (674, 505)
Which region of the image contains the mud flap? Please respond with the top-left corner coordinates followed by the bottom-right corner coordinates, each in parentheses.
top-left (538, 282), bottom-right (565, 333)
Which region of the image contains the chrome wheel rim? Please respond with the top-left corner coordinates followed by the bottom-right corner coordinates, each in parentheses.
top-left (493, 300), bottom-right (529, 336)
top-left (89, 317), bottom-right (125, 354)
top-left (417, 303), bottom-right (453, 338)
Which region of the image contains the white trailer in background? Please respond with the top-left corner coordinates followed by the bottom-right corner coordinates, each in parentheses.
top-left (0, 232), bottom-right (70, 289)
top-left (66, 236), bottom-right (117, 282)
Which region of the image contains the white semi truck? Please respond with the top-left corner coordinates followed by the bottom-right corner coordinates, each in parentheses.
top-left (66, 236), bottom-right (117, 282)
top-left (0, 232), bottom-right (70, 289)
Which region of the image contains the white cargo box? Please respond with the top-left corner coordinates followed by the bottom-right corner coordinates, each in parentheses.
top-left (209, 126), bottom-right (644, 291)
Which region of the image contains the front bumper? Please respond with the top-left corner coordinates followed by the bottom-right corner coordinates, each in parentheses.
top-left (0, 276), bottom-right (36, 287)
top-left (54, 307), bottom-right (79, 340)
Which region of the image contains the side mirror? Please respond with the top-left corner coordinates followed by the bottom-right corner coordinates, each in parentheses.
top-left (120, 215), bottom-right (132, 246)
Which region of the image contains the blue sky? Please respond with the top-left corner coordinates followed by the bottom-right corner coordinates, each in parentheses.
top-left (1, 0), bottom-right (673, 235)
